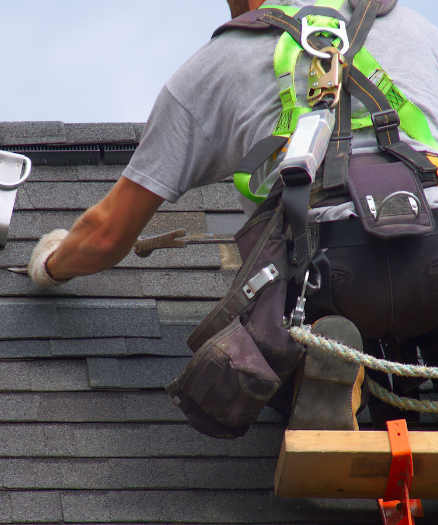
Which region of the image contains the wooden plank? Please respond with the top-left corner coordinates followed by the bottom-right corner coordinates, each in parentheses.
top-left (275, 430), bottom-right (438, 499)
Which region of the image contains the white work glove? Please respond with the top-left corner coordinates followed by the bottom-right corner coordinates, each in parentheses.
top-left (28, 229), bottom-right (70, 287)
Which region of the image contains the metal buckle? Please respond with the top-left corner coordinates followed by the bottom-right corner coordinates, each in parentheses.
top-left (301, 17), bottom-right (349, 59)
top-left (243, 264), bottom-right (279, 299)
top-left (308, 47), bottom-right (345, 109)
top-left (371, 109), bottom-right (400, 134)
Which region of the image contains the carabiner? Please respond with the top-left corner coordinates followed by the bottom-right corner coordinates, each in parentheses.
top-left (291, 270), bottom-right (310, 328)
top-left (307, 47), bottom-right (345, 109)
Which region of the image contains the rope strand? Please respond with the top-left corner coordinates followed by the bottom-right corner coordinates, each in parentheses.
top-left (290, 326), bottom-right (438, 379)
top-left (289, 325), bottom-right (438, 413)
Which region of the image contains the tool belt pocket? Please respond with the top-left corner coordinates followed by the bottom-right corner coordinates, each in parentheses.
top-left (166, 316), bottom-right (281, 439)
top-left (347, 161), bottom-right (435, 240)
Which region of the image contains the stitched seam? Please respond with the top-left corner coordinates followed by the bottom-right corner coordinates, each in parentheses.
top-left (348, 2), bottom-right (371, 51)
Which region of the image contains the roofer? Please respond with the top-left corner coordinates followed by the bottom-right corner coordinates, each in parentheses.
top-left (28, 0), bottom-right (438, 435)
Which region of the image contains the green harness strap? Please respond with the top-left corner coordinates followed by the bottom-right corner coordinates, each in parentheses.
top-left (234, 0), bottom-right (438, 203)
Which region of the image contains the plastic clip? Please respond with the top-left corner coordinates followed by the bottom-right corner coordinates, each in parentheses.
top-left (301, 17), bottom-right (349, 59)
top-left (379, 420), bottom-right (424, 525)
top-left (308, 47), bottom-right (345, 109)
top-left (291, 270), bottom-right (310, 328)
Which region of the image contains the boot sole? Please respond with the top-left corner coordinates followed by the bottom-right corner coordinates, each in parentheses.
top-left (288, 316), bottom-right (364, 431)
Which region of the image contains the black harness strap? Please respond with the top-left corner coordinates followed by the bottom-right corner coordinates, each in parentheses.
top-left (321, 0), bottom-right (382, 195)
top-left (323, 91), bottom-right (352, 196)
top-left (235, 135), bottom-right (288, 175)
top-left (344, 0), bottom-right (381, 75)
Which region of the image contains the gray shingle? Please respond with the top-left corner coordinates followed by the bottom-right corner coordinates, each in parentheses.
top-left (2, 392), bottom-right (182, 423)
top-left (86, 357), bottom-right (189, 388)
top-left (0, 423), bottom-right (284, 457)
top-left (0, 339), bottom-right (124, 359)
top-left (157, 300), bottom-right (219, 325)
top-left (0, 392), bottom-right (283, 423)
top-left (0, 298), bottom-right (160, 339)
top-left (50, 338), bottom-right (127, 358)
top-left (8, 211), bottom-right (80, 240)
top-left (59, 490), bottom-right (381, 524)
top-left (200, 183), bottom-right (244, 212)
top-left (15, 182), bottom-right (113, 210)
top-left (0, 331), bottom-right (193, 360)
top-left (141, 270), bottom-right (227, 299)
top-left (0, 458), bottom-right (275, 490)
top-left (148, 423), bottom-right (285, 458)
top-left (64, 123), bottom-right (138, 144)
top-left (0, 121), bottom-right (66, 146)
top-left (205, 212), bottom-right (247, 234)
top-left (26, 164), bottom-right (122, 182)
top-left (10, 491), bottom-right (63, 523)
top-left (125, 326), bottom-right (194, 356)
top-left (0, 269), bottom-right (227, 299)
top-left (87, 358), bottom-right (122, 388)
top-left (0, 340), bottom-right (52, 358)
top-left (0, 360), bottom-right (90, 392)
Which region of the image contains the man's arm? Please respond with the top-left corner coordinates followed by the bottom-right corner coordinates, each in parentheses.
top-left (34, 176), bottom-right (164, 283)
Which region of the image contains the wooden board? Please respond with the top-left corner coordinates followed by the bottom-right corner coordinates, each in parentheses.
top-left (275, 430), bottom-right (438, 499)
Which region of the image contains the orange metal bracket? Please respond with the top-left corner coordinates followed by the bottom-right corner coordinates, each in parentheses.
top-left (378, 420), bottom-right (424, 525)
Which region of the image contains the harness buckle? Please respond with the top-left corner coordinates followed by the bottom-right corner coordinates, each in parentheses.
top-left (308, 47), bottom-right (345, 109)
top-left (371, 109), bottom-right (400, 134)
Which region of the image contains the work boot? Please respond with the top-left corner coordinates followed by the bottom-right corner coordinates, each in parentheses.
top-left (288, 315), bottom-right (365, 431)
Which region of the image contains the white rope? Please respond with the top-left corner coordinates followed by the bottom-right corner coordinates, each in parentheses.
top-left (290, 326), bottom-right (438, 378)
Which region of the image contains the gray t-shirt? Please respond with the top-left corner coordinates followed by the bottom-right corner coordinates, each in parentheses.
top-left (123, 0), bottom-right (438, 217)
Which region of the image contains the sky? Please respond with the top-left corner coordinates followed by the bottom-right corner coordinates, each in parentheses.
top-left (0, 0), bottom-right (435, 124)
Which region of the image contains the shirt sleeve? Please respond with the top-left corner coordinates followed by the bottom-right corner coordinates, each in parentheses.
top-left (122, 86), bottom-right (233, 203)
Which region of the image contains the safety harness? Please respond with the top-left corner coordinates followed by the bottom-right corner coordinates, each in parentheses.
top-left (214, 0), bottom-right (438, 206)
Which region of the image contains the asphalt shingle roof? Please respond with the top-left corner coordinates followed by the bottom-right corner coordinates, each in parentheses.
top-left (0, 121), bottom-right (437, 524)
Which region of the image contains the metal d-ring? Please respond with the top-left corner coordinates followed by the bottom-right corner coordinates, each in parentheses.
top-left (301, 17), bottom-right (350, 59)
top-left (375, 191), bottom-right (421, 221)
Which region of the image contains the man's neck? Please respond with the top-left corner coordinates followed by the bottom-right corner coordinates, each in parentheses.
top-left (248, 0), bottom-right (266, 10)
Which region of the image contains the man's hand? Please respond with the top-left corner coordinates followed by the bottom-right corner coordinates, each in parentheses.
top-left (28, 229), bottom-right (70, 287)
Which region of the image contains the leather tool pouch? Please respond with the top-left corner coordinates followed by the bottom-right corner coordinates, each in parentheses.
top-left (347, 161), bottom-right (434, 239)
top-left (166, 317), bottom-right (281, 440)
top-left (167, 184), bottom-right (304, 439)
